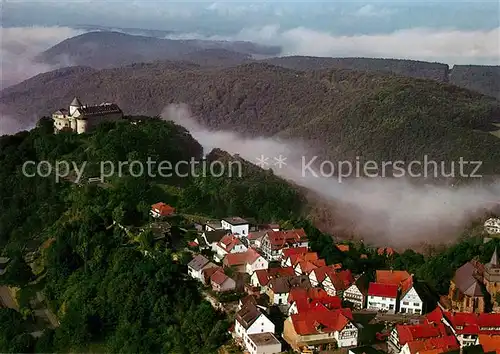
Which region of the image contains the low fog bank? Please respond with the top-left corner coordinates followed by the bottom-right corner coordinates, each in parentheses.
top-left (168, 26), bottom-right (500, 66)
top-left (0, 26), bottom-right (84, 89)
top-left (163, 103), bottom-right (500, 247)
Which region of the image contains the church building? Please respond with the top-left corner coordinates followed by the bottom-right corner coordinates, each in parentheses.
top-left (52, 97), bottom-right (123, 134)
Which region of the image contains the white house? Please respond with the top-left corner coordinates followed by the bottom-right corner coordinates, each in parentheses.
top-left (246, 332), bottom-right (282, 354)
top-left (343, 275), bottom-right (368, 310)
top-left (214, 234), bottom-right (248, 262)
top-left (235, 302), bottom-right (275, 353)
top-left (187, 254), bottom-right (218, 282)
top-left (367, 282), bottom-right (398, 314)
top-left (221, 217), bottom-right (250, 236)
top-left (399, 277), bottom-right (423, 315)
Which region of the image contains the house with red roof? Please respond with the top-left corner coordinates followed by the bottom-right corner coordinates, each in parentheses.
top-left (287, 288), bottom-right (342, 315)
top-left (400, 335), bottom-right (459, 354)
top-left (214, 234), bottom-right (248, 262)
top-left (283, 306), bottom-right (358, 350)
top-left (367, 282), bottom-right (398, 313)
top-left (283, 251), bottom-right (320, 269)
top-left (260, 229), bottom-right (308, 261)
top-left (478, 334), bottom-right (500, 354)
top-left (376, 270), bottom-right (411, 286)
top-left (150, 202), bottom-right (175, 218)
top-left (223, 248), bottom-right (268, 275)
top-left (210, 268), bottom-right (236, 293)
top-left (280, 247), bottom-right (309, 266)
top-left (337, 244), bottom-right (350, 252)
top-left (294, 258), bottom-right (327, 276)
top-left (314, 269), bottom-right (355, 297)
top-left (425, 306), bottom-right (500, 347)
top-left (388, 322), bottom-right (449, 353)
top-left (249, 267), bottom-right (295, 292)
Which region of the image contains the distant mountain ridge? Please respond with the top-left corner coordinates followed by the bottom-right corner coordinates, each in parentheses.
top-left (35, 31), bottom-right (280, 69)
top-left (33, 31), bottom-right (499, 99)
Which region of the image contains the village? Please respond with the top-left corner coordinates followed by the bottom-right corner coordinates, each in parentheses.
top-left (146, 201), bottom-right (500, 354)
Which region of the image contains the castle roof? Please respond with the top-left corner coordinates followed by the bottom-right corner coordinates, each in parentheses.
top-left (78, 103), bottom-right (122, 117)
top-left (488, 247), bottom-right (498, 267)
top-left (70, 97), bottom-right (82, 107)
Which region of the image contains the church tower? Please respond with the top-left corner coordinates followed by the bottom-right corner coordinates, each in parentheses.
top-left (69, 97), bottom-right (82, 116)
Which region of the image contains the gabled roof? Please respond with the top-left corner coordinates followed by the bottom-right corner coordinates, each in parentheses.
top-left (254, 267), bottom-right (295, 286)
top-left (218, 234), bottom-right (243, 252)
top-left (211, 269), bottom-right (230, 286)
top-left (151, 202), bottom-right (175, 216)
top-left (368, 282), bottom-right (398, 298)
top-left (222, 217), bottom-right (248, 225)
top-left (70, 97), bottom-right (82, 107)
top-left (426, 306), bottom-right (500, 336)
top-left (452, 262), bottom-right (484, 297)
top-left (396, 323), bottom-right (449, 345)
top-left (203, 229), bottom-right (230, 243)
top-left (405, 336), bottom-right (459, 354)
top-left (488, 247), bottom-right (498, 267)
top-left (281, 247), bottom-right (309, 259)
top-left (224, 248), bottom-right (263, 267)
top-left (376, 270), bottom-right (411, 286)
top-left (287, 252), bottom-right (320, 267)
top-left (328, 270), bottom-right (355, 291)
top-left (188, 254), bottom-right (210, 271)
top-left (290, 306), bottom-right (353, 335)
top-left (401, 275), bottom-right (416, 298)
top-left (235, 302), bottom-right (265, 329)
top-left (202, 266), bottom-right (222, 283)
top-left (264, 229), bottom-right (308, 250)
top-left (336, 244), bottom-right (350, 252)
top-left (288, 288), bottom-right (342, 313)
top-left (269, 275), bottom-right (311, 293)
top-left (247, 230), bottom-right (267, 240)
top-left (296, 258), bottom-right (326, 274)
top-left (78, 103), bottom-right (122, 117)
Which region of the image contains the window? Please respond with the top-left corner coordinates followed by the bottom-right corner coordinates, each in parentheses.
top-left (389, 304), bottom-right (394, 310)
top-left (413, 302), bottom-right (420, 306)
top-left (382, 297), bottom-right (386, 300)
top-left (403, 302), bottom-right (410, 305)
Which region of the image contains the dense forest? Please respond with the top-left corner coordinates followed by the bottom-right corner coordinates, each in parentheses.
top-left (0, 117), bottom-right (303, 352)
top-left (0, 117), bottom-right (499, 352)
top-left (2, 62), bottom-right (499, 176)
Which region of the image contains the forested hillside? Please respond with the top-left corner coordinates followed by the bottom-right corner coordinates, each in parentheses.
top-left (0, 118), bottom-right (304, 352)
top-left (2, 62), bottom-right (500, 174)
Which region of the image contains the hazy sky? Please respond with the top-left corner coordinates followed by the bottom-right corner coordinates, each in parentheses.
top-left (3, 0), bottom-right (499, 35)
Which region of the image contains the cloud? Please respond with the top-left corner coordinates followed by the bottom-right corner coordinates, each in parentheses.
top-left (354, 4), bottom-right (396, 17)
top-left (163, 103), bottom-right (500, 247)
top-left (168, 25), bottom-right (500, 65)
top-left (0, 26), bottom-right (84, 89)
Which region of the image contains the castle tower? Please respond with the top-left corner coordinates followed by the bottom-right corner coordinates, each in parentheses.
top-left (489, 246), bottom-right (498, 267)
top-left (69, 97), bottom-right (82, 116)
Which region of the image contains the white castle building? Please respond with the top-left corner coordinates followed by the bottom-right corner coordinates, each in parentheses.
top-left (484, 218), bottom-right (500, 235)
top-left (52, 97), bottom-right (123, 134)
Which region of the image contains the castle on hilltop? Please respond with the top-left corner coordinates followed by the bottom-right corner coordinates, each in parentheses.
top-left (52, 97), bottom-right (123, 134)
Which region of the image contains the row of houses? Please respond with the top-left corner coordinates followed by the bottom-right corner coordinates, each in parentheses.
top-left (387, 306), bottom-right (500, 353)
top-left (185, 216), bottom-right (500, 353)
